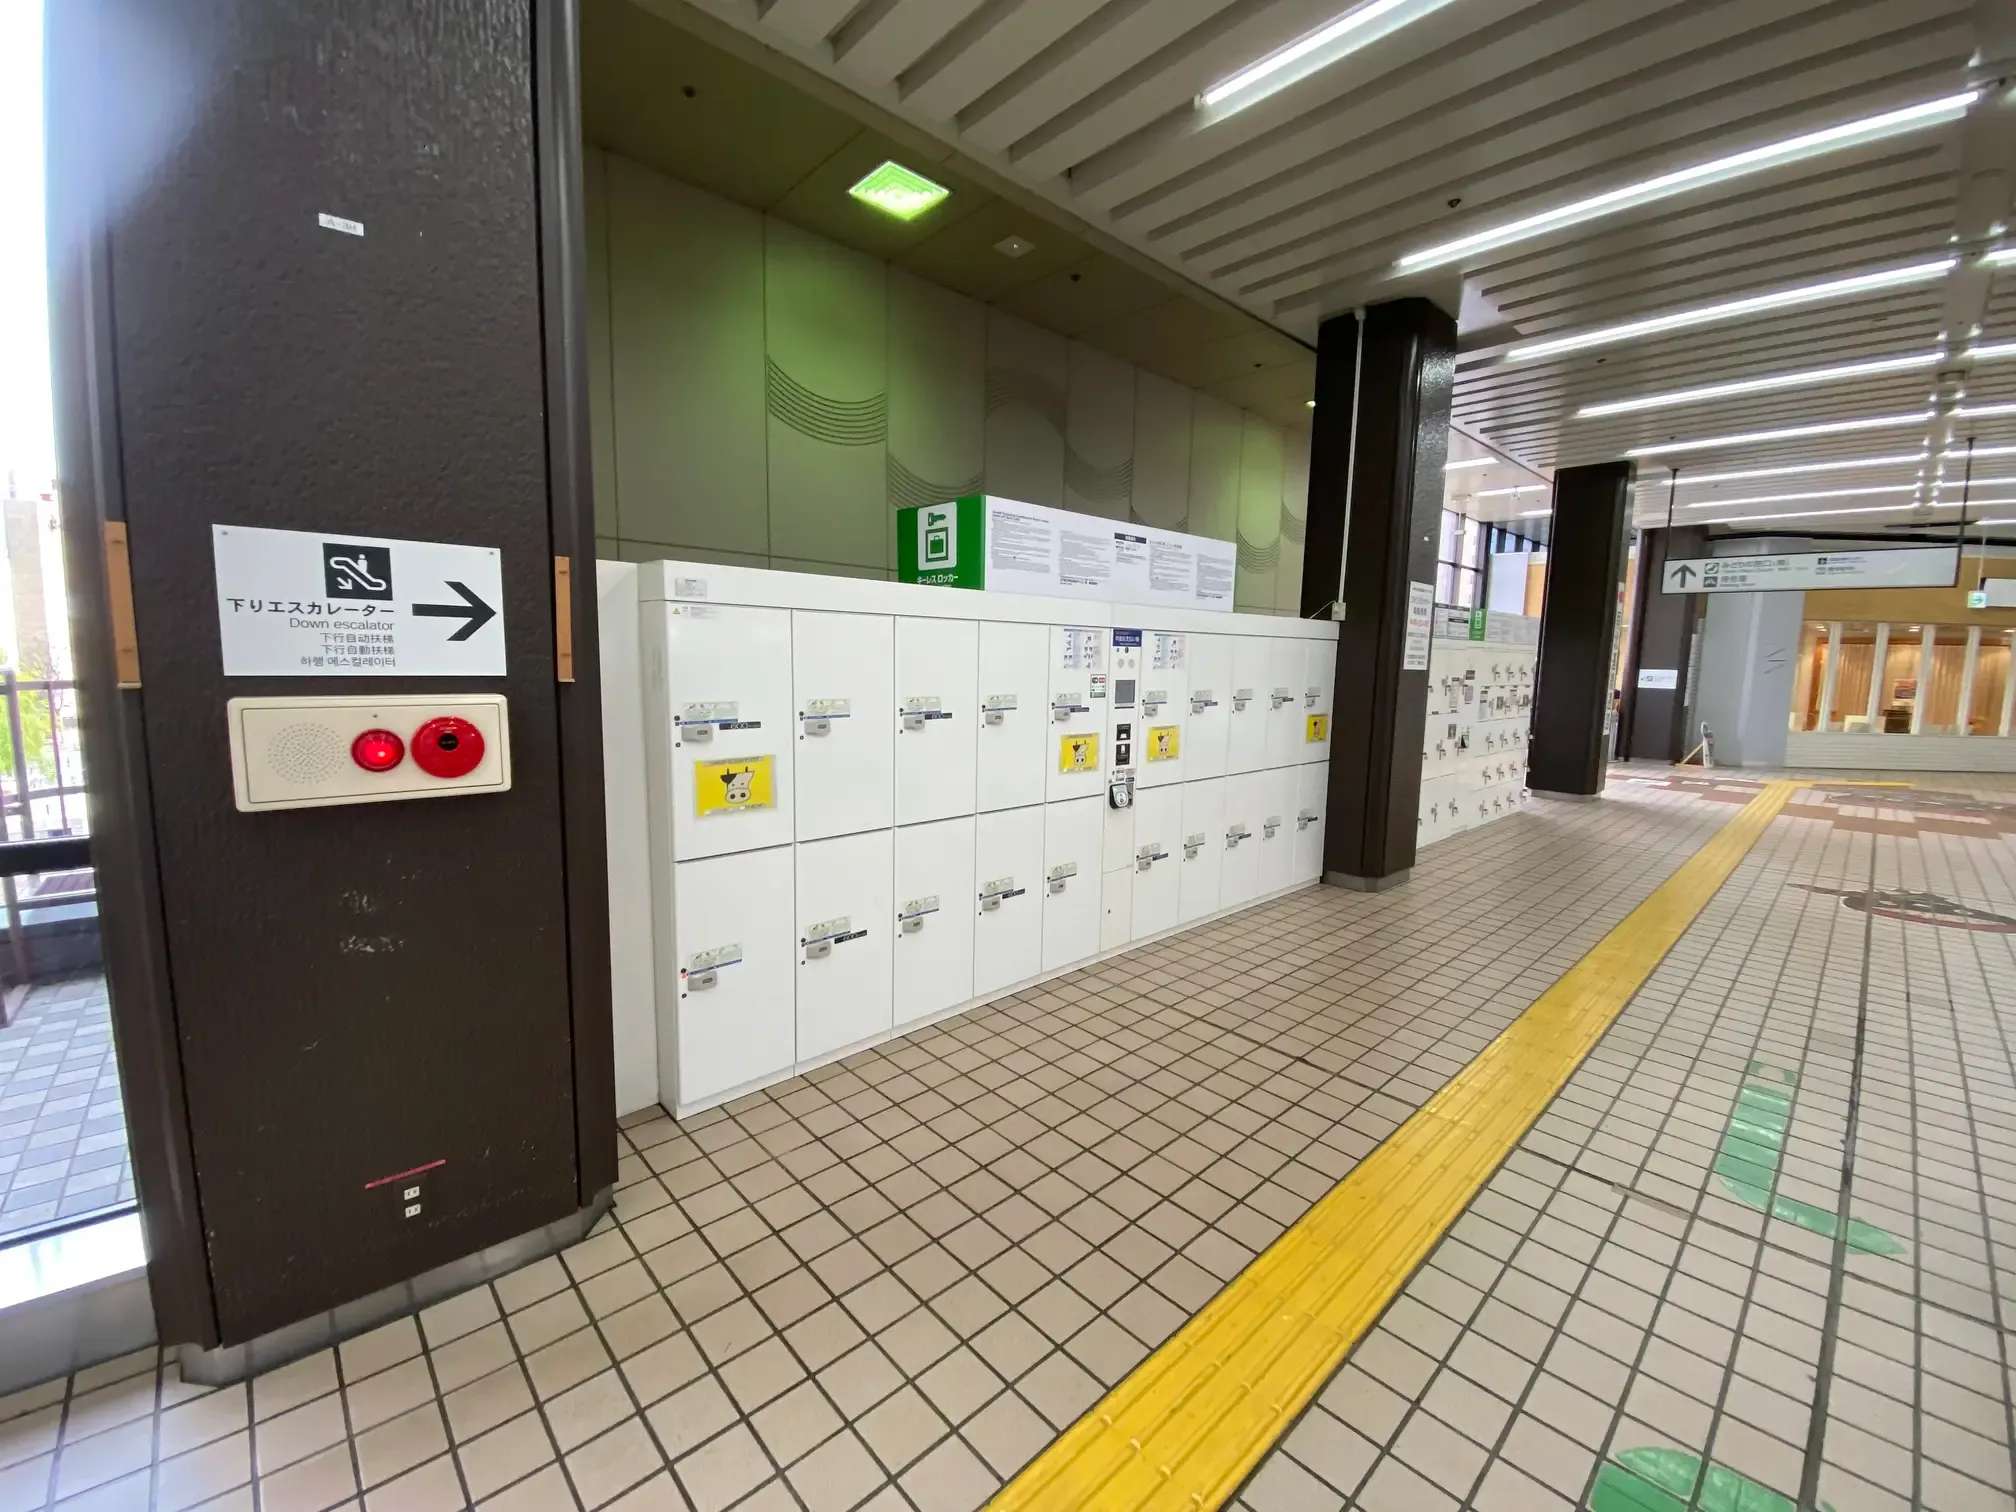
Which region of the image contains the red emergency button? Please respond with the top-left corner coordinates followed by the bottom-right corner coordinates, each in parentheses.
top-left (350, 729), bottom-right (406, 773)
top-left (411, 716), bottom-right (485, 779)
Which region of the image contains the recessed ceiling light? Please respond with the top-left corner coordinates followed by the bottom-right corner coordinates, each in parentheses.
top-left (1396, 91), bottom-right (1978, 272)
top-left (1306, 399), bottom-right (1317, 408)
top-left (1626, 411), bottom-right (1934, 456)
top-left (848, 161), bottom-right (950, 222)
top-left (994, 235), bottom-right (1035, 258)
top-left (1633, 452), bottom-right (1930, 486)
top-left (1507, 260), bottom-right (1957, 362)
top-left (1199, 0), bottom-right (1459, 114)
top-left (1680, 485), bottom-right (1921, 508)
top-left (1579, 353), bottom-right (1940, 418)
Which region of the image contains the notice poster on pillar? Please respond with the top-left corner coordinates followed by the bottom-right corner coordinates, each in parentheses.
top-left (896, 496), bottom-right (1236, 613)
top-left (212, 524), bottom-right (506, 677)
top-left (1403, 581), bottom-right (1434, 670)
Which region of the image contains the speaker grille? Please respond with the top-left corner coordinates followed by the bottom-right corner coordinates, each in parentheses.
top-left (266, 723), bottom-right (344, 785)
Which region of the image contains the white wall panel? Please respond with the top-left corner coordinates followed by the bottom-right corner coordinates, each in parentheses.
top-left (1065, 342), bottom-right (1136, 522)
top-left (766, 220), bottom-right (887, 571)
top-left (1277, 427), bottom-right (1310, 615)
top-left (1236, 414), bottom-right (1285, 615)
top-left (1187, 393), bottom-right (1243, 546)
top-left (985, 311), bottom-right (1067, 510)
top-left (607, 157), bottom-right (767, 556)
top-left (1132, 371), bottom-right (1193, 532)
top-left (887, 269), bottom-right (985, 548)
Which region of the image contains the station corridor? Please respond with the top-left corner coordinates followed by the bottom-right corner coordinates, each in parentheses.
top-left (3, 772), bottom-right (2010, 1512)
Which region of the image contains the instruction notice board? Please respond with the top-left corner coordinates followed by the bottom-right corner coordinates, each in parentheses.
top-left (897, 495), bottom-right (1237, 614)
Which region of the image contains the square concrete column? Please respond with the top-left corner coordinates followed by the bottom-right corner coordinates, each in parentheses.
top-left (1301, 298), bottom-right (1457, 889)
top-left (1531, 462), bottom-right (1632, 797)
top-left (1619, 525), bottom-right (1705, 762)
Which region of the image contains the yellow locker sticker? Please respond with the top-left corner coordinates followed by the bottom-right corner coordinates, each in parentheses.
top-left (1306, 714), bottom-right (1329, 743)
top-left (695, 756), bottom-right (775, 816)
top-left (1059, 732), bottom-right (1100, 773)
top-left (1146, 725), bottom-right (1180, 761)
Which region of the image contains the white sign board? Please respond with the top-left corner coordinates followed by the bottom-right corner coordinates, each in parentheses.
top-left (1403, 581), bottom-right (1434, 670)
top-left (982, 498), bottom-right (1237, 613)
top-left (213, 524), bottom-right (506, 677)
top-left (1636, 667), bottom-right (1679, 690)
top-left (1661, 546), bottom-right (1957, 595)
top-left (1983, 578), bottom-right (2016, 608)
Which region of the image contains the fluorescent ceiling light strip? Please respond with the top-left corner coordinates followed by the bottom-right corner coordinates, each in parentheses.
top-left (1985, 247), bottom-right (2016, 267)
top-left (1444, 458), bottom-right (1496, 471)
top-left (1965, 340), bottom-right (2016, 361)
top-left (1512, 509), bottom-right (1550, 518)
top-left (1397, 91), bottom-right (1978, 272)
top-left (1679, 485), bottom-right (1920, 509)
top-left (1627, 411), bottom-right (1933, 457)
top-left (1471, 484), bottom-right (1548, 497)
top-left (1579, 353), bottom-right (1939, 418)
top-left (1946, 444), bottom-right (2016, 458)
top-left (1937, 476), bottom-right (2016, 488)
top-left (1692, 504), bottom-right (1932, 522)
top-left (1199, 0), bottom-right (1441, 110)
top-left (1632, 452), bottom-right (1929, 486)
top-left (1956, 401), bottom-right (2016, 418)
top-left (1509, 260), bottom-right (1956, 362)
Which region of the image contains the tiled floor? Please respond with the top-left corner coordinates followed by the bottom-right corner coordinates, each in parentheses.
top-left (0, 774), bottom-right (2011, 1511)
top-left (0, 975), bottom-right (132, 1244)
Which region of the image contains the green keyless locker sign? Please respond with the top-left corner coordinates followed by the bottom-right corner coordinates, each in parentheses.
top-left (896, 497), bottom-right (986, 589)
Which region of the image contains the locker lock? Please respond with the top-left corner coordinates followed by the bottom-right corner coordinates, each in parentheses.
top-left (1262, 815), bottom-right (1282, 839)
top-left (1046, 862), bottom-right (1075, 895)
top-left (1270, 688), bottom-right (1294, 710)
top-left (1298, 809), bottom-right (1319, 831)
top-left (985, 709), bottom-right (1006, 726)
top-left (1142, 693), bottom-right (1164, 717)
top-left (1225, 826), bottom-right (1249, 849)
top-left (901, 916), bottom-right (924, 934)
top-left (687, 969), bottom-right (718, 991)
top-left (1305, 687), bottom-right (1321, 708)
top-left (1108, 773), bottom-right (1133, 810)
top-left (979, 876), bottom-right (1016, 912)
top-left (1190, 693), bottom-right (1217, 715)
top-left (1183, 834), bottom-right (1204, 860)
top-left (1135, 842), bottom-right (1166, 872)
top-left (803, 717), bottom-right (832, 737)
top-left (1232, 689), bottom-right (1253, 712)
top-left (803, 940), bottom-right (832, 960)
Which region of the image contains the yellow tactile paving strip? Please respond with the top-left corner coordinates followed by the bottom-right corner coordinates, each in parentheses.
top-left (988, 780), bottom-right (1801, 1512)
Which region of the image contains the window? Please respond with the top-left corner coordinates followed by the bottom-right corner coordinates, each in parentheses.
top-left (1438, 509), bottom-right (1485, 609)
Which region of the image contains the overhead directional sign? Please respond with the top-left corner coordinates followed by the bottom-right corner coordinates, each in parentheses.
top-left (213, 524), bottom-right (506, 676)
top-left (1661, 546), bottom-right (1958, 595)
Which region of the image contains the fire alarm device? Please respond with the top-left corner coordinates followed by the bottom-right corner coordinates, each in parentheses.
top-left (226, 694), bottom-right (510, 811)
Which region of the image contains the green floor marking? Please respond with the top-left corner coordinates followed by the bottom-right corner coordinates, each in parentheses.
top-left (1713, 1063), bottom-right (1905, 1257)
top-left (1589, 1447), bottom-right (1833, 1512)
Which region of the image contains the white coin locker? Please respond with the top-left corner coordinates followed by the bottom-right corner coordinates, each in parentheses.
top-left (894, 817), bottom-right (975, 1029)
top-left (1264, 638), bottom-right (1308, 769)
top-left (1046, 626), bottom-right (1109, 804)
top-left (793, 611), bottom-right (894, 841)
top-left (976, 621), bottom-right (1049, 813)
top-left (795, 829), bottom-right (894, 1063)
top-left (669, 846), bottom-right (795, 1109)
top-left (662, 603), bottom-right (796, 862)
top-left (1136, 631), bottom-right (1190, 790)
top-left (1255, 764), bottom-right (1296, 898)
top-left (973, 804), bottom-right (1044, 996)
top-left (1040, 795), bottom-right (1103, 972)
top-left (1301, 639), bottom-right (1336, 765)
top-left (895, 617), bottom-right (979, 825)
top-left (1226, 636), bottom-right (1270, 775)
top-left (1293, 764), bottom-right (1327, 885)
top-left (1127, 783), bottom-right (1182, 940)
top-left (1183, 634), bottom-right (1231, 780)
top-left (1178, 778), bottom-right (1225, 924)
top-left (1221, 770), bottom-right (1265, 908)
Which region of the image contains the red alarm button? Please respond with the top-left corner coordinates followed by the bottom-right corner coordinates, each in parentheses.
top-left (350, 729), bottom-right (405, 773)
top-left (411, 716), bottom-right (485, 779)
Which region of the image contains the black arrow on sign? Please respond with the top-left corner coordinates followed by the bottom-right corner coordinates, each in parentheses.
top-left (1669, 563), bottom-right (1697, 587)
top-left (412, 581), bottom-right (496, 642)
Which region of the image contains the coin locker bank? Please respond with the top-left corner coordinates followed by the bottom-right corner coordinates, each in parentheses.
top-left (627, 562), bottom-right (1339, 1116)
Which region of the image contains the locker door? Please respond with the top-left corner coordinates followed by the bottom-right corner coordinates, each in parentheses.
top-left (1046, 626), bottom-right (1109, 804)
top-left (1220, 772), bottom-right (1264, 907)
top-left (896, 617), bottom-right (979, 825)
top-left (1137, 631), bottom-right (1190, 790)
top-left (894, 817), bottom-right (976, 1029)
top-left (1301, 639), bottom-right (1336, 764)
top-left (973, 805), bottom-right (1045, 996)
top-left (664, 603), bottom-right (796, 862)
top-left (1226, 636), bottom-right (1270, 774)
top-left (1263, 639), bottom-right (1306, 767)
top-left (794, 611), bottom-right (895, 841)
top-left (796, 830), bottom-right (894, 1063)
top-left (1179, 779), bottom-right (1226, 924)
top-left (976, 621), bottom-right (1049, 813)
top-left (1257, 765), bottom-right (1296, 897)
top-left (1293, 764), bottom-right (1327, 885)
top-left (1128, 785), bottom-right (1182, 941)
top-left (1183, 634), bottom-right (1231, 781)
top-left (1041, 796), bottom-right (1103, 972)
top-left (672, 847), bottom-right (795, 1109)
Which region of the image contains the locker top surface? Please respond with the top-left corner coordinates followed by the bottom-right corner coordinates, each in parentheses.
top-left (635, 560), bottom-right (1340, 643)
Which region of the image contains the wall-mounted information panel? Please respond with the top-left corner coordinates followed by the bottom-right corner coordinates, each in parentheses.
top-left (633, 563), bottom-right (1337, 1115)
